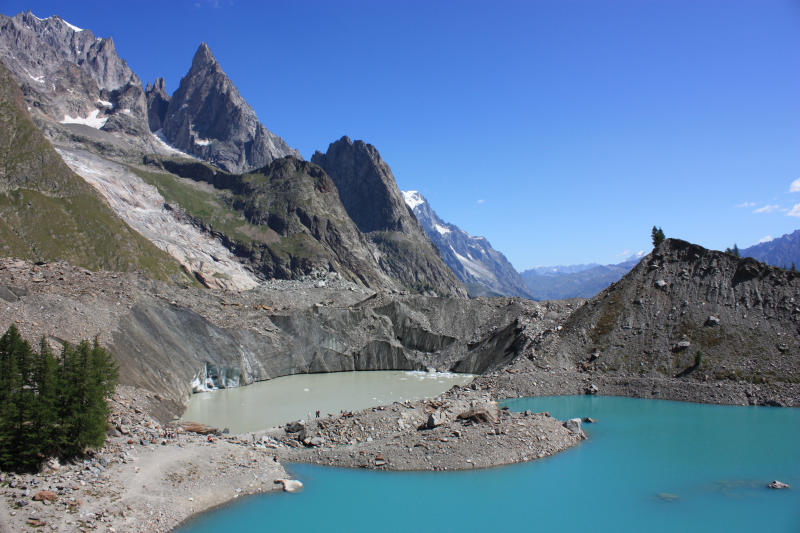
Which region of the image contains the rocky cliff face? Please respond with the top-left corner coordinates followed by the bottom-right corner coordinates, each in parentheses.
top-left (312, 137), bottom-right (466, 297)
top-left (402, 190), bottom-right (533, 298)
top-left (145, 77), bottom-right (170, 132)
top-left (160, 43), bottom-right (298, 174)
top-left (0, 11), bottom-right (150, 138)
top-left (543, 239), bottom-right (800, 384)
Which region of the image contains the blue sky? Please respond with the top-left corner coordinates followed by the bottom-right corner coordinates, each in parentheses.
top-left (4, 0), bottom-right (800, 269)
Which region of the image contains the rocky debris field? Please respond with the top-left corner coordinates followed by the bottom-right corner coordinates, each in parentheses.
top-left (265, 383), bottom-right (585, 471)
top-left (0, 386), bottom-right (287, 533)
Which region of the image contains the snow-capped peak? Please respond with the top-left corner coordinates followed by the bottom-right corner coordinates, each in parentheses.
top-left (402, 190), bottom-right (425, 210)
top-left (57, 16), bottom-right (84, 32)
top-left (27, 13), bottom-right (84, 32)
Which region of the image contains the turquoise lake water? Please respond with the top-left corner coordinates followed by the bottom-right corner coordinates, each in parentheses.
top-left (178, 396), bottom-right (800, 532)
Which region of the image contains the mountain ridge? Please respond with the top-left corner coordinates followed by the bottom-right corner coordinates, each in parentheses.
top-left (402, 190), bottom-right (533, 298)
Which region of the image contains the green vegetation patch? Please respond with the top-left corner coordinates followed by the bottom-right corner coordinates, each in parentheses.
top-left (0, 189), bottom-right (185, 281)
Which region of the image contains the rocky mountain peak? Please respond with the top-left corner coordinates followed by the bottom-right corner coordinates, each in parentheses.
top-left (312, 137), bottom-right (466, 297)
top-left (158, 42), bottom-right (298, 173)
top-left (311, 136), bottom-right (415, 234)
top-left (0, 11), bottom-right (151, 141)
top-left (191, 42), bottom-right (218, 71)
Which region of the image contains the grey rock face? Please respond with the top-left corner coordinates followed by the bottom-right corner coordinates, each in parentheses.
top-left (160, 43), bottom-right (298, 173)
top-left (312, 137), bottom-right (466, 297)
top-left (402, 190), bottom-right (533, 299)
top-left (547, 239), bottom-right (800, 383)
top-left (145, 77), bottom-right (170, 132)
top-left (0, 11), bottom-right (149, 134)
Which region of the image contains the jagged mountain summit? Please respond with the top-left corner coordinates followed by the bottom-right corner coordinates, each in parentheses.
top-left (0, 11), bottom-right (151, 139)
top-left (740, 229), bottom-right (800, 270)
top-left (312, 137), bottom-right (466, 297)
top-left (520, 255), bottom-right (642, 300)
top-left (402, 190), bottom-right (533, 298)
top-left (156, 43), bottom-right (298, 174)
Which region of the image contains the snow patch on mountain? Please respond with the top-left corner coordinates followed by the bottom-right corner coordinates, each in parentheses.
top-left (61, 109), bottom-right (107, 129)
top-left (402, 190), bottom-right (424, 210)
top-left (434, 223), bottom-right (451, 235)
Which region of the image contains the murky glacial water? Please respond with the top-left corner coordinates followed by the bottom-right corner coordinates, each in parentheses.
top-left (178, 395), bottom-right (800, 533)
top-left (180, 370), bottom-right (474, 434)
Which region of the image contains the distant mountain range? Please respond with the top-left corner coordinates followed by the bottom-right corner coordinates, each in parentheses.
top-left (402, 191), bottom-right (533, 298)
top-left (520, 256), bottom-right (643, 300)
top-left (740, 230), bottom-right (800, 270)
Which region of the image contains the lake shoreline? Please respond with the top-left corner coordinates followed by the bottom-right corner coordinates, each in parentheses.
top-left (1, 367), bottom-right (797, 532)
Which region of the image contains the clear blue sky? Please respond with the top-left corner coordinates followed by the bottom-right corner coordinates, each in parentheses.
top-left (5, 0), bottom-right (800, 269)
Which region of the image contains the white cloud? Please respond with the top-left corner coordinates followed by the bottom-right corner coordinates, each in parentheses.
top-left (753, 204), bottom-right (780, 214)
top-left (735, 202), bottom-right (756, 208)
top-left (790, 178), bottom-right (800, 193)
top-left (476, 199), bottom-right (485, 205)
top-left (788, 204), bottom-right (800, 217)
top-left (617, 249), bottom-right (631, 257)
top-left (758, 235), bottom-right (773, 244)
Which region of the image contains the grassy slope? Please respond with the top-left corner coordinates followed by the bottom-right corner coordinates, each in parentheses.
top-left (0, 61), bottom-right (187, 281)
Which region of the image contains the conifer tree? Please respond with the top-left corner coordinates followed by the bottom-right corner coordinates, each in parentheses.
top-left (651, 226), bottom-right (665, 248)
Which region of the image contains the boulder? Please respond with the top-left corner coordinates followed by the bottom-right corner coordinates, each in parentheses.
top-left (655, 279), bottom-right (668, 289)
top-left (33, 490), bottom-right (57, 502)
top-left (419, 412), bottom-right (445, 430)
top-left (705, 315), bottom-right (720, 326)
top-left (275, 479), bottom-right (303, 493)
top-left (285, 421), bottom-right (305, 433)
top-left (672, 340), bottom-right (691, 351)
top-left (563, 418), bottom-right (587, 439)
top-left (585, 383), bottom-right (599, 395)
top-left (768, 480), bottom-right (790, 489)
top-left (456, 407), bottom-right (497, 425)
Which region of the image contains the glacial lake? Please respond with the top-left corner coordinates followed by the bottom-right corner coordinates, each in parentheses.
top-left (179, 396), bottom-right (800, 532)
top-left (180, 370), bottom-right (474, 434)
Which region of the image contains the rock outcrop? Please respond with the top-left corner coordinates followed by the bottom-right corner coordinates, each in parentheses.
top-left (145, 77), bottom-right (170, 132)
top-left (160, 43), bottom-right (298, 173)
top-left (312, 137), bottom-right (465, 297)
top-left (403, 190), bottom-right (533, 298)
top-left (543, 239), bottom-right (800, 384)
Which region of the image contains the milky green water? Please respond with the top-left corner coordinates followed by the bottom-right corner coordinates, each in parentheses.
top-left (178, 396), bottom-right (800, 533)
top-left (180, 370), bottom-right (473, 434)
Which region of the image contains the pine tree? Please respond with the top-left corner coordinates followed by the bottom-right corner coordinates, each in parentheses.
top-left (30, 339), bottom-right (59, 462)
top-left (651, 226), bottom-right (665, 248)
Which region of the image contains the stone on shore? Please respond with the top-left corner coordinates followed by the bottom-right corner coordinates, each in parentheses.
top-left (276, 479), bottom-right (304, 493)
